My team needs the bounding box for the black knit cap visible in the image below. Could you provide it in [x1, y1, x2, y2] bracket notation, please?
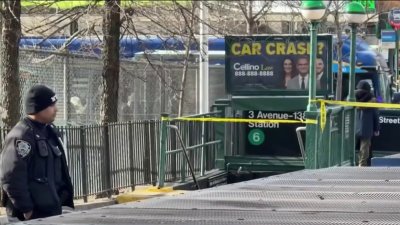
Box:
[25, 85, 57, 115]
[355, 80, 373, 103]
[356, 80, 371, 92]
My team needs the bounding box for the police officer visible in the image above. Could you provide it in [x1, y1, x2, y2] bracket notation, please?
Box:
[0, 85, 74, 221]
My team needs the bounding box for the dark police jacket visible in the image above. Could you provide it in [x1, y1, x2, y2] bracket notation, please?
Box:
[356, 108, 380, 139]
[0, 118, 74, 220]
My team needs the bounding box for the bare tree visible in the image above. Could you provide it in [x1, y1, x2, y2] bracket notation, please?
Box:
[326, 1, 347, 100]
[327, 1, 384, 100]
[377, 1, 400, 12]
[100, 0, 120, 123]
[208, 0, 275, 35]
[281, 0, 376, 100]
[175, 1, 197, 117]
[0, 0, 21, 128]
[22, 1, 199, 120]
[18, 1, 307, 120]
[237, 0, 275, 35]
[121, 1, 200, 117]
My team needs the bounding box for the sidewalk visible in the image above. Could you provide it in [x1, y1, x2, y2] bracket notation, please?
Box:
[116, 185, 186, 204]
[0, 185, 186, 224]
[0, 196, 116, 224]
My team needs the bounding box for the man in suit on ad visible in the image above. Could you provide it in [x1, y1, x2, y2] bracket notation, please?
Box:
[287, 57, 309, 90]
[316, 56, 325, 90]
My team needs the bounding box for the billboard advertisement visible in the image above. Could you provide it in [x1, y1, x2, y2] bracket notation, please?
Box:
[225, 35, 333, 95]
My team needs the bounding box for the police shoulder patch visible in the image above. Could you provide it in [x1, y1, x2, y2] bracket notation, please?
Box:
[16, 140, 31, 158]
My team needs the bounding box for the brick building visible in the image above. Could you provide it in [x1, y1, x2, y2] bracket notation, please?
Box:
[377, 1, 400, 12]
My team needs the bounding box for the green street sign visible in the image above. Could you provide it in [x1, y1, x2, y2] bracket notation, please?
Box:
[248, 129, 265, 146]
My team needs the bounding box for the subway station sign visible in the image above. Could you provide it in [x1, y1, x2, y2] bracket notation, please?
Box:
[244, 110, 305, 156]
[225, 35, 333, 95]
[381, 30, 398, 49]
[372, 110, 400, 152]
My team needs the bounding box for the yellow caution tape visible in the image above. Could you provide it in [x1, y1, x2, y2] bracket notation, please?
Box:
[161, 117, 317, 124]
[161, 99, 400, 128]
[317, 99, 400, 109]
[315, 99, 400, 131]
[320, 101, 326, 131]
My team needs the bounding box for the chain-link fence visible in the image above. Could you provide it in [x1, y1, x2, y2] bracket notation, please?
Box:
[16, 49, 226, 126]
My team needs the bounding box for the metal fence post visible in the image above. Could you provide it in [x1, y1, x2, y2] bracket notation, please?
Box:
[103, 123, 112, 198]
[128, 121, 135, 191]
[80, 126, 88, 203]
[143, 121, 151, 184]
[349, 108, 356, 166]
[180, 123, 187, 183]
[304, 111, 319, 169]
[170, 121, 177, 181]
[214, 105, 226, 169]
[158, 113, 169, 188]
[63, 52, 70, 125]
[200, 120, 205, 176]
[149, 121, 157, 186]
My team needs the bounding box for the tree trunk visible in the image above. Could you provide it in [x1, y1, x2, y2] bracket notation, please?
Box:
[177, 39, 192, 117]
[101, 0, 120, 123]
[246, 0, 254, 35]
[177, 2, 196, 117]
[0, 0, 21, 128]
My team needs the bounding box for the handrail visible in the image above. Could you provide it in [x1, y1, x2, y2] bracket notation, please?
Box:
[296, 126, 306, 164]
[323, 105, 343, 114]
[158, 111, 223, 188]
[173, 111, 222, 119]
[167, 125, 200, 190]
[166, 140, 221, 154]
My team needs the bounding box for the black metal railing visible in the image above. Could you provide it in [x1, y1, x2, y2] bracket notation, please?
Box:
[158, 111, 223, 187]
[0, 118, 219, 202]
[58, 121, 161, 201]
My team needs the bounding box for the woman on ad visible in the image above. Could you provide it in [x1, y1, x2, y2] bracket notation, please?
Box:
[282, 58, 296, 88]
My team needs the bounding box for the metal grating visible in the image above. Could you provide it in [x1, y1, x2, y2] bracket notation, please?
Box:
[19, 167, 400, 225]
[17, 209, 400, 225]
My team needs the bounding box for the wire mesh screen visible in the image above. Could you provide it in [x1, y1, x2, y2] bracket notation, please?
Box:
[19, 50, 67, 123]
[15, 49, 226, 126]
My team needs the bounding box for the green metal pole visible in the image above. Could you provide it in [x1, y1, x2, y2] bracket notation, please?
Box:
[214, 105, 226, 169]
[396, 29, 399, 92]
[348, 24, 357, 166]
[307, 21, 318, 112]
[304, 21, 319, 169]
[348, 24, 357, 102]
[158, 113, 169, 188]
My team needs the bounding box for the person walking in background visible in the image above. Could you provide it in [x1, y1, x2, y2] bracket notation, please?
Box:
[355, 80, 380, 167]
[282, 58, 296, 88]
[0, 85, 74, 222]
